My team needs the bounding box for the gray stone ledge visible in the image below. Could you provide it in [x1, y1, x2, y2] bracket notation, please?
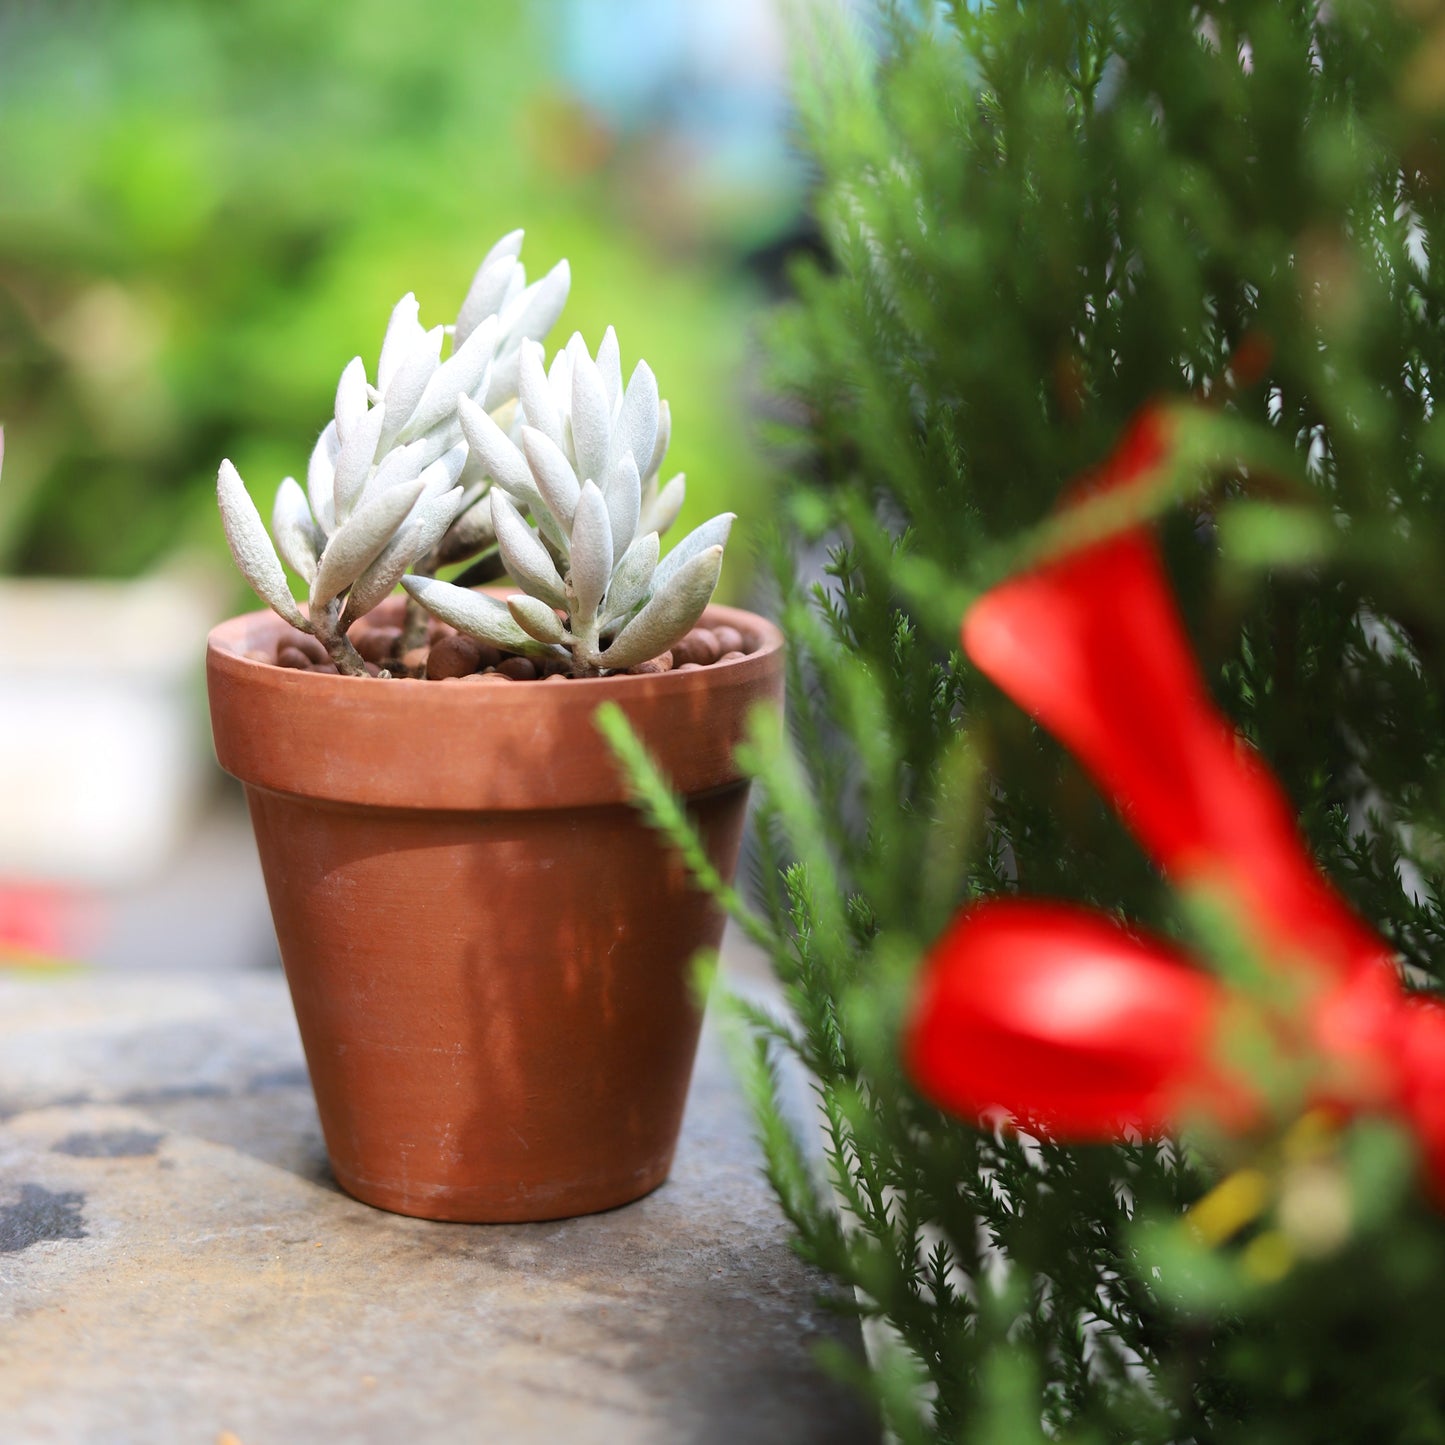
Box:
[0, 973, 874, 1445]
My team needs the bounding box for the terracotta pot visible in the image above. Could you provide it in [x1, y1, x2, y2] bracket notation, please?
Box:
[206, 596, 783, 1222]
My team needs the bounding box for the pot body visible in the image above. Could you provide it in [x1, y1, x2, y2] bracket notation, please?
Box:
[207, 598, 783, 1222]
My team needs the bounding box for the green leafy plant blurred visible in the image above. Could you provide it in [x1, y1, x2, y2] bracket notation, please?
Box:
[0, 0, 765, 591]
[606, 2, 1445, 1441]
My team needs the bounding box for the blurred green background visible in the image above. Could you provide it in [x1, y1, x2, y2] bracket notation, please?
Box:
[0, 0, 802, 601]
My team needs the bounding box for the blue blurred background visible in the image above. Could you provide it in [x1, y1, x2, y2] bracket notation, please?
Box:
[0, 0, 814, 964]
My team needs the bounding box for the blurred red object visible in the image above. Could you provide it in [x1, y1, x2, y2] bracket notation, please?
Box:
[906, 899, 1251, 1138]
[963, 408, 1385, 983]
[907, 405, 1445, 1191]
[0, 882, 79, 963]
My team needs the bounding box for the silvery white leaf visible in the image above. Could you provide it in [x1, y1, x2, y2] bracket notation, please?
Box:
[401, 575, 558, 658]
[502, 465, 569, 560]
[416, 441, 468, 501]
[400, 484, 465, 563]
[601, 530, 659, 628]
[492, 397, 520, 436]
[491, 489, 568, 610]
[217, 460, 308, 630]
[307, 422, 340, 535]
[653, 509, 732, 596]
[508, 593, 566, 645]
[547, 342, 574, 399]
[338, 563, 404, 632]
[435, 496, 496, 564]
[397, 441, 465, 513]
[540, 526, 569, 571]
[599, 544, 724, 671]
[570, 350, 611, 486]
[459, 401, 565, 559]
[367, 437, 427, 500]
[380, 324, 444, 449]
[596, 326, 622, 411]
[272, 476, 323, 586]
[611, 360, 658, 479]
[642, 472, 686, 537]
[568, 479, 613, 625]
[331, 402, 387, 523]
[455, 232, 523, 344]
[458, 394, 533, 495]
[601, 450, 641, 557]
[466, 328, 499, 399]
[340, 528, 417, 629]
[413, 417, 464, 470]
[521, 426, 580, 531]
[455, 440, 491, 497]
[312, 476, 426, 609]
[480, 227, 525, 272]
[377, 293, 423, 392]
[402, 314, 499, 441]
[453, 478, 486, 514]
[342, 486, 465, 627]
[498, 265, 526, 316]
[518, 339, 564, 450]
[646, 399, 671, 482]
[499, 258, 570, 347]
[334, 356, 370, 444]
[480, 346, 522, 411]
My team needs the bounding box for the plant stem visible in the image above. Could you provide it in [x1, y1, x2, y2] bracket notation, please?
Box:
[325, 631, 369, 677]
[398, 595, 431, 665]
[315, 600, 370, 677]
[571, 614, 604, 678]
[389, 549, 443, 675]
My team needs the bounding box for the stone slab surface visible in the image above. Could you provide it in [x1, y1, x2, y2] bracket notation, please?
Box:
[0, 973, 873, 1444]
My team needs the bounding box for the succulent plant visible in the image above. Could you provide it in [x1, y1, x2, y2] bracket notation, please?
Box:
[216, 232, 570, 675]
[402, 330, 732, 676]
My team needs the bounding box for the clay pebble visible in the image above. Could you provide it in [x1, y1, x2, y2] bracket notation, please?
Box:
[717, 650, 746, 664]
[276, 646, 313, 670]
[671, 629, 720, 667]
[497, 657, 537, 681]
[355, 628, 401, 665]
[627, 649, 675, 676]
[427, 635, 484, 680]
[402, 647, 430, 676]
[711, 626, 744, 655]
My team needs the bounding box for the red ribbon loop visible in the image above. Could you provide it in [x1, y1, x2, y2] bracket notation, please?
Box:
[909, 407, 1445, 1190]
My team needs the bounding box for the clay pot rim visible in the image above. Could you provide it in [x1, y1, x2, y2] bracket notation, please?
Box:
[207, 597, 786, 811]
[207, 598, 783, 700]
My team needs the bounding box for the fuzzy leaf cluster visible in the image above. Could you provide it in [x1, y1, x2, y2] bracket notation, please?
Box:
[216, 232, 569, 666]
[405, 329, 732, 675]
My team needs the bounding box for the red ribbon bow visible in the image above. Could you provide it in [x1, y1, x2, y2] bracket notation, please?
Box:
[904, 408, 1445, 1187]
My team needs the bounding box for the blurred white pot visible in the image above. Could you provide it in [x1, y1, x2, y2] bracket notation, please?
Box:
[0, 569, 221, 886]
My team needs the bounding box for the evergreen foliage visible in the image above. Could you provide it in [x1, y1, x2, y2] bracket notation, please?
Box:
[608, 2, 1445, 1439]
